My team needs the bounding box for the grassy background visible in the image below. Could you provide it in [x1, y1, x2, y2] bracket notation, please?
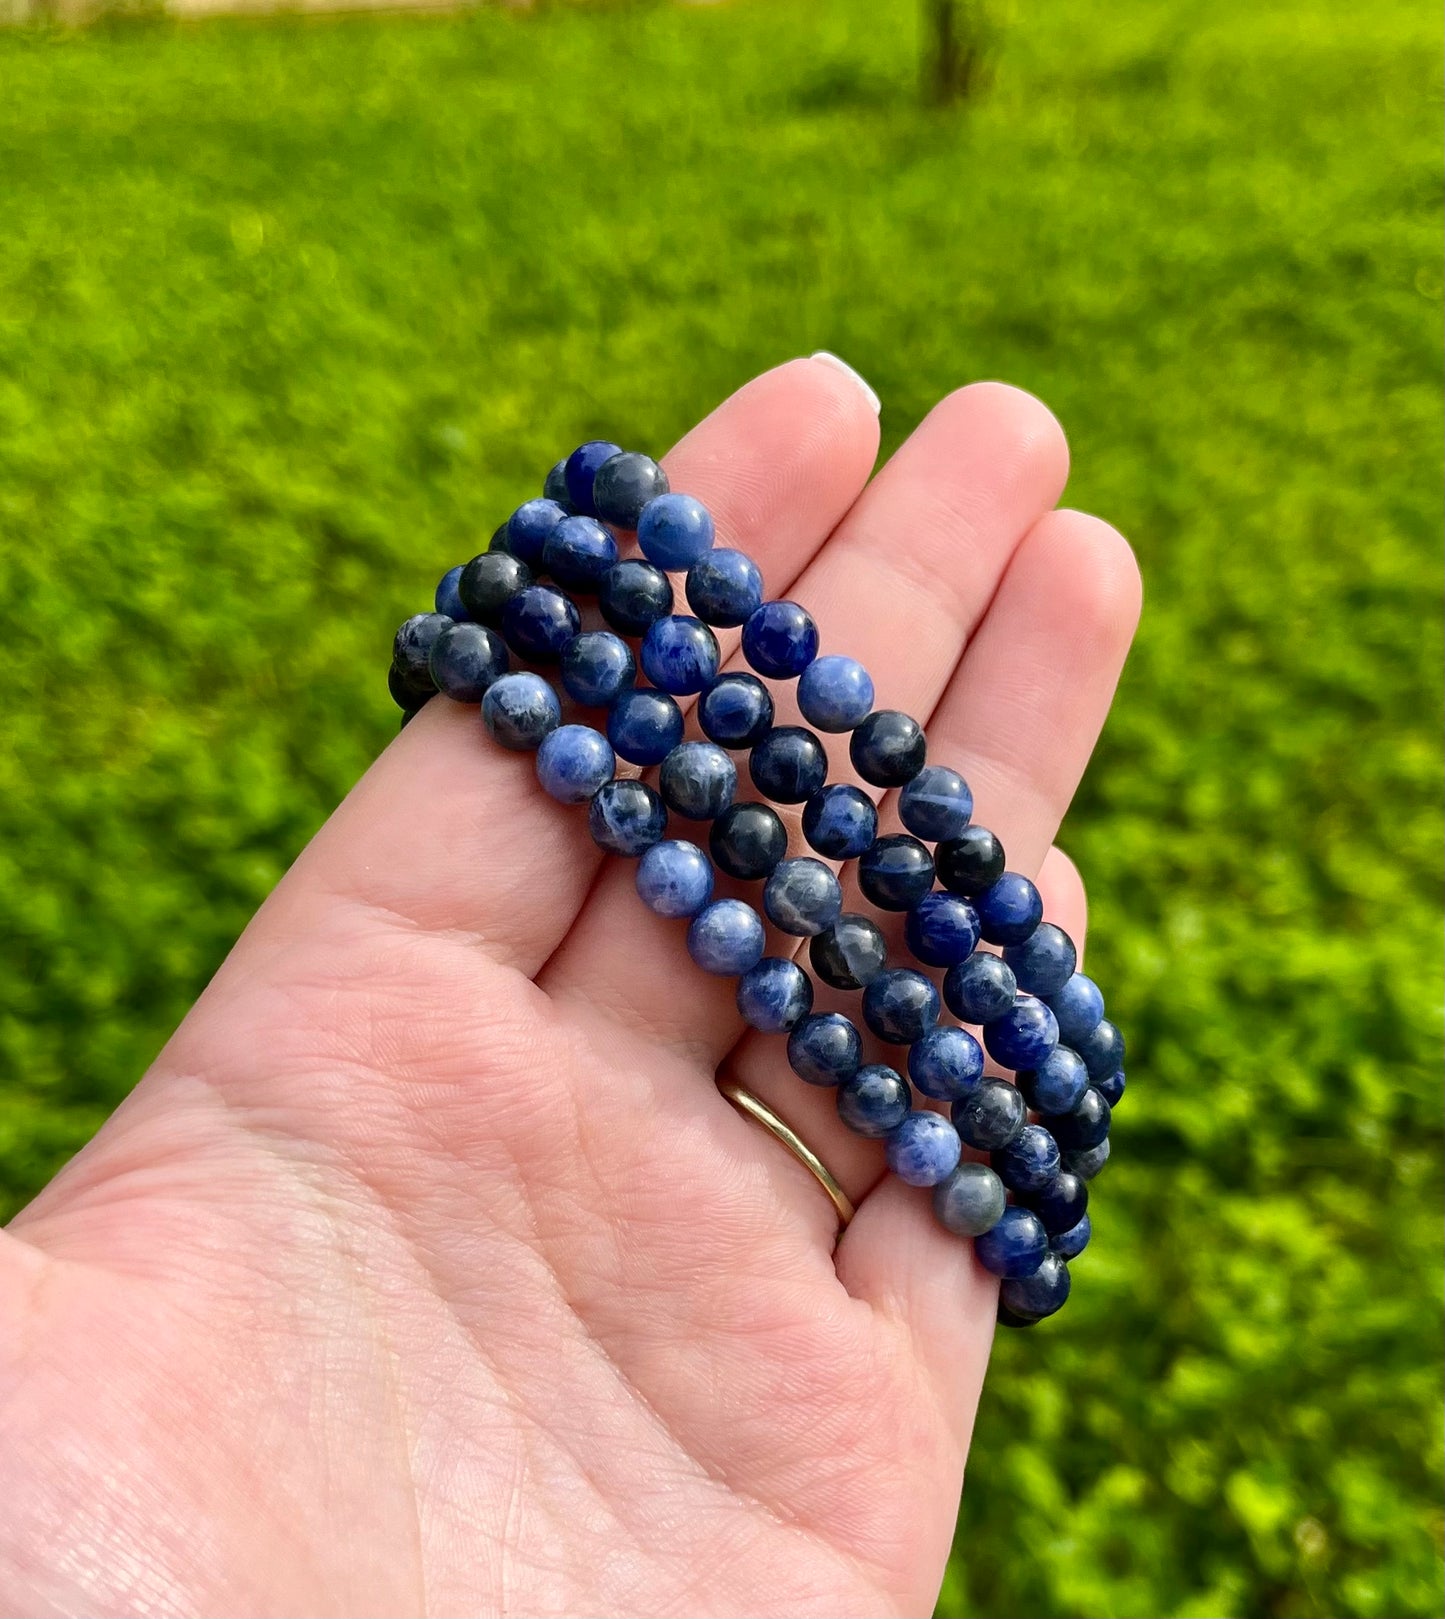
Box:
[0, 1, 1440, 1614]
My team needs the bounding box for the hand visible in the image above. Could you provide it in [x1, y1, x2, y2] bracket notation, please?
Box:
[0, 360, 1140, 1618]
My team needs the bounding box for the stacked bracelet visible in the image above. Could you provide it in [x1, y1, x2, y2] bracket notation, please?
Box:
[390, 439, 1128, 1329]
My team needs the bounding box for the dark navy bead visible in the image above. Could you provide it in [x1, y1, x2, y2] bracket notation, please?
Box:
[858, 835, 935, 911]
[592, 451, 668, 529]
[501, 584, 581, 663]
[907, 1026, 984, 1100]
[942, 953, 1018, 1024]
[598, 559, 674, 636]
[898, 766, 973, 842]
[1075, 1017, 1126, 1080]
[635, 839, 713, 918]
[1052, 1212, 1092, 1259]
[1017, 1047, 1090, 1116]
[506, 498, 569, 568]
[862, 968, 940, 1045]
[886, 1111, 962, 1187]
[564, 440, 624, 517]
[685, 549, 764, 627]
[389, 661, 430, 711]
[849, 710, 926, 787]
[481, 672, 562, 751]
[709, 802, 788, 880]
[736, 957, 814, 1033]
[996, 1301, 1038, 1330]
[1065, 1138, 1111, 1181]
[837, 1064, 911, 1138]
[543, 459, 573, 511]
[976, 872, 1044, 947]
[535, 724, 615, 804]
[637, 493, 715, 571]
[659, 742, 737, 820]
[801, 784, 877, 859]
[1053, 1087, 1112, 1151]
[809, 914, 887, 990]
[459, 551, 533, 626]
[797, 655, 874, 732]
[1046, 973, 1106, 1047]
[933, 1163, 1008, 1237]
[951, 1079, 1026, 1150]
[587, 779, 668, 856]
[904, 892, 980, 968]
[741, 600, 819, 679]
[983, 994, 1059, 1070]
[561, 631, 636, 708]
[999, 1251, 1071, 1319]
[1027, 1169, 1088, 1236]
[1003, 923, 1077, 997]
[429, 622, 509, 702]
[787, 1012, 863, 1087]
[935, 826, 1006, 896]
[686, 899, 765, 976]
[542, 516, 619, 592]
[435, 564, 469, 621]
[749, 726, 828, 803]
[606, 688, 685, 767]
[393, 612, 450, 693]
[974, 1206, 1049, 1279]
[640, 616, 720, 695]
[490, 520, 514, 554]
[698, 673, 774, 749]
[763, 858, 843, 937]
[992, 1123, 1061, 1194]
[1096, 1068, 1126, 1107]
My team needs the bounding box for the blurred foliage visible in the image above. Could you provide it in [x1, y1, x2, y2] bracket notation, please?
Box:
[0, 0, 1440, 1614]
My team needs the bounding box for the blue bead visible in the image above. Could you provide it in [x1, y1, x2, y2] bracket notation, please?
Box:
[592, 451, 668, 529]
[858, 835, 935, 911]
[459, 552, 532, 626]
[635, 839, 714, 918]
[933, 1163, 1008, 1237]
[606, 688, 685, 766]
[687, 899, 765, 976]
[598, 559, 674, 636]
[999, 1251, 1071, 1319]
[435, 563, 469, 621]
[741, 600, 819, 679]
[763, 858, 843, 937]
[1045, 972, 1106, 1046]
[535, 724, 615, 804]
[481, 672, 561, 751]
[849, 710, 926, 787]
[908, 1026, 985, 1100]
[1017, 1046, 1090, 1115]
[587, 779, 668, 856]
[942, 952, 1018, 1024]
[951, 1078, 1026, 1150]
[787, 1012, 863, 1087]
[637, 492, 716, 570]
[543, 460, 574, 512]
[1075, 1017, 1125, 1079]
[393, 612, 450, 694]
[905, 892, 980, 968]
[1053, 1087, 1112, 1151]
[992, 1123, 1061, 1194]
[640, 615, 720, 695]
[506, 498, 568, 568]
[501, 584, 581, 663]
[976, 872, 1044, 947]
[710, 802, 788, 880]
[561, 631, 636, 707]
[698, 673, 774, 749]
[983, 994, 1059, 1070]
[564, 440, 624, 517]
[1096, 1068, 1126, 1107]
[809, 914, 887, 989]
[736, 957, 814, 1033]
[659, 742, 737, 820]
[837, 1064, 911, 1138]
[1003, 923, 1077, 997]
[886, 1111, 963, 1187]
[797, 655, 874, 732]
[801, 784, 878, 859]
[1066, 1138, 1111, 1181]
[542, 516, 619, 592]
[862, 967, 940, 1045]
[1051, 1212, 1092, 1259]
[749, 726, 828, 803]
[685, 549, 764, 627]
[428, 622, 508, 702]
[1027, 1169, 1088, 1235]
[973, 1205, 1049, 1279]
[897, 766, 973, 842]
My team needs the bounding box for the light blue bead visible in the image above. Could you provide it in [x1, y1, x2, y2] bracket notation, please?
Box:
[640, 615, 720, 695]
[435, 564, 469, 621]
[686, 899, 765, 976]
[898, 766, 974, 842]
[1004, 923, 1078, 997]
[506, 498, 568, 568]
[886, 1111, 963, 1187]
[637, 493, 716, 571]
[797, 654, 874, 732]
[561, 631, 636, 707]
[736, 957, 814, 1033]
[907, 1025, 985, 1100]
[1045, 973, 1106, 1046]
[685, 549, 764, 627]
[763, 857, 843, 937]
[635, 840, 714, 919]
[535, 724, 615, 805]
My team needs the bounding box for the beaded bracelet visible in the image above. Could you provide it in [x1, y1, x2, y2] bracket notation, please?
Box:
[390, 439, 1128, 1328]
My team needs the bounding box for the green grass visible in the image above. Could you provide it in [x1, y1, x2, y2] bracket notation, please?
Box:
[0, 1, 1440, 1614]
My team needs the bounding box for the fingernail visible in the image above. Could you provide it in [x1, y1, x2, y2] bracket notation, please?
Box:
[809, 351, 881, 415]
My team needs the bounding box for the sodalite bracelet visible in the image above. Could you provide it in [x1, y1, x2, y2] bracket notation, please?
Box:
[390, 437, 1129, 1329]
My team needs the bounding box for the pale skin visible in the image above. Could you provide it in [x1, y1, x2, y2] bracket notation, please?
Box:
[0, 360, 1141, 1618]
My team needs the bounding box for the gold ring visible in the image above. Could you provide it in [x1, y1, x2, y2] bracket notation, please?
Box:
[719, 1080, 856, 1237]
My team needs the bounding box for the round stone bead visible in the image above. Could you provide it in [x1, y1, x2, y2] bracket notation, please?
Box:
[1096, 1068, 1127, 1107]
[592, 451, 668, 529]
[862, 968, 940, 1045]
[542, 516, 619, 592]
[635, 839, 714, 919]
[787, 1012, 863, 1087]
[459, 551, 533, 626]
[685, 549, 764, 627]
[1003, 922, 1077, 997]
[999, 1251, 1071, 1320]
[736, 957, 814, 1034]
[587, 779, 668, 856]
[637, 492, 715, 571]
[858, 835, 935, 911]
[1075, 1017, 1126, 1080]
[992, 1123, 1062, 1194]
[837, 1064, 911, 1138]
[506, 497, 569, 568]
[809, 914, 887, 991]
[907, 1025, 985, 1100]
[543, 459, 573, 511]
[428, 622, 508, 702]
[490, 520, 514, 554]
[393, 612, 451, 694]
[435, 563, 469, 621]
[686, 899, 765, 976]
[942, 953, 1018, 1025]
[741, 601, 819, 680]
[1017, 1046, 1090, 1116]
[1065, 1137, 1111, 1181]
[709, 802, 788, 880]
[606, 688, 685, 767]
[905, 892, 980, 968]
[935, 826, 1006, 896]
[1046, 972, 1106, 1047]
[976, 872, 1045, 947]
[561, 631, 636, 708]
[974, 1205, 1049, 1280]
[951, 1078, 1026, 1151]
[932, 1162, 1008, 1238]
[1027, 1169, 1088, 1235]
[640, 615, 720, 695]
[887, 1111, 963, 1187]
[749, 726, 828, 803]
[764, 858, 843, 937]
[501, 584, 581, 663]
[535, 724, 615, 805]
[801, 784, 877, 860]
[563, 440, 624, 517]
[1052, 1212, 1092, 1259]
[482, 672, 562, 751]
[983, 994, 1059, 1070]
[698, 673, 774, 749]
[898, 766, 974, 842]
[598, 559, 674, 636]
[1053, 1087, 1112, 1151]
[389, 662, 430, 712]
[849, 710, 926, 787]
[659, 741, 737, 821]
[797, 655, 874, 732]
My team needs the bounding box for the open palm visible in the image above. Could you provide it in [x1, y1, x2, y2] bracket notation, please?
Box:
[0, 360, 1139, 1618]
